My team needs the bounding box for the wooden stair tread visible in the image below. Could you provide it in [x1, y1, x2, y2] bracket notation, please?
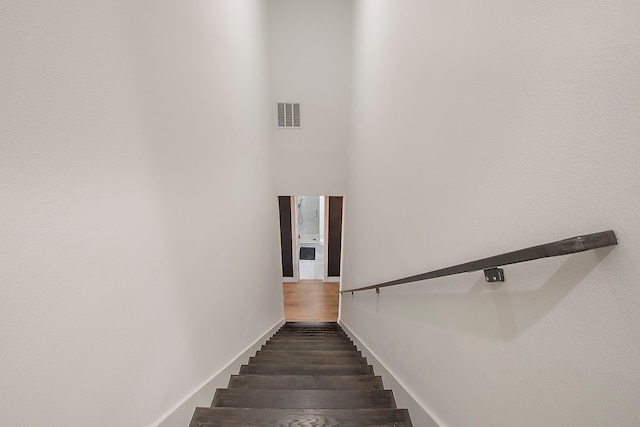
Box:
[256, 349, 361, 357]
[228, 374, 383, 390]
[264, 342, 355, 348]
[282, 322, 340, 327]
[272, 336, 348, 340]
[261, 343, 357, 351]
[267, 336, 353, 344]
[212, 389, 397, 409]
[249, 355, 367, 365]
[278, 323, 344, 332]
[239, 364, 375, 375]
[270, 331, 348, 336]
[265, 338, 352, 343]
[191, 408, 413, 426]
[188, 322, 412, 426]
[264, 338, 352, 344]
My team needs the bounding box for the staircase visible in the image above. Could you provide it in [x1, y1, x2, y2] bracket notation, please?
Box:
[190, 322, 412, 426]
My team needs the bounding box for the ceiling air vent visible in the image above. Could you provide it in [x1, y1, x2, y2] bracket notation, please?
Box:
[276, 102, 301, 129]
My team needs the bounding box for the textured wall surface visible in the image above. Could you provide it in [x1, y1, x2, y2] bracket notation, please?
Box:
[341, 0, 640, 426]
[267, 0, 353, 196]
[0, 1, 283, 426]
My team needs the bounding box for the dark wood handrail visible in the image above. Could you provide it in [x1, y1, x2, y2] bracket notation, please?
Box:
[341, 230, 618, 293]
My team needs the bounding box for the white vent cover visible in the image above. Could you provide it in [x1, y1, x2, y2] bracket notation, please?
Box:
[276, 102, 301, 128]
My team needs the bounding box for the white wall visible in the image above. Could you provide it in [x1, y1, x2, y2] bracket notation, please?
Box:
[0, 1, 283, 426]
[341, 0, 640, 426]
[267, 0, 353, 196]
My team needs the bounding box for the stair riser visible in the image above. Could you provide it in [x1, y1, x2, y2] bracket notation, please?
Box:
[256, 350, 362, 357]
[271, 334, 349, 339]
[267, 337, 353, 343]
[281, 323, 341, 327]
[191, 408, 412, 427]
[239, 364, 375, 376]
[249, 356, 367, 365]
[272, 336, 348, 340]
[261, 344, 357, 351]
[212, 389, 397, 409]
[278, 330, 344, 333]
[228, 375, 383, 390]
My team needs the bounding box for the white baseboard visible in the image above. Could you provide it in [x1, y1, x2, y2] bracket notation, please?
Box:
[339, 320, 442, 427]
[153, 318, 286, 427]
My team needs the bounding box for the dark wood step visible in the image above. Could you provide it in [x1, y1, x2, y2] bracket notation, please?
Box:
[239, 364, 374, 376]
[278, 323, 344, 332]
[267, 337, 352, 344]
[276, 331, 344, 335]
[188, 320, 413, 426]
[282, 322, 340, 327]
[249, 355, 367, 365]
[272, 334, 348, 339]
[228, 374, 383, 390]
[212, 389, 396, 409]
[267, 336, 347, 342]
[274, 329, 346, 334]
[264, 341, 354, 348]
[277, 326, 344, 333]
[276, 327, 345, 332]
[256, 349, 361, 358]
[279, 326, 343, 331]
[191, 407, 413, 426]
[261, 343, 357, 351]
[264, 342, 355, 348]
[273, 331, 348, 337]
[272, 332, 349, 339]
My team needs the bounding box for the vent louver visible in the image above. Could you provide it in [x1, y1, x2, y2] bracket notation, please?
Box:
[276, 102, 301, 128]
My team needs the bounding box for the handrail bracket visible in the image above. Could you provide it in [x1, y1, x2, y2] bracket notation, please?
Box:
[484, 267, 505, 283]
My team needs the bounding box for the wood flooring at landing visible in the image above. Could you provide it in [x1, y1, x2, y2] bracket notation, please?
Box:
[283, 281, 339, 322]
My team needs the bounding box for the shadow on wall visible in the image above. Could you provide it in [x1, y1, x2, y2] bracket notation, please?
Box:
[345, 247, 615, 342]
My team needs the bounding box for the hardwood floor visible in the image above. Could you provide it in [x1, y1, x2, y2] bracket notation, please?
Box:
[283, 281, 339, 322]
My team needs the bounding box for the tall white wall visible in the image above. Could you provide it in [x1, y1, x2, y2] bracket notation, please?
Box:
[0, 1, 283, 426]
[267, 0, 353, 196]
[341, 1, 640, 426]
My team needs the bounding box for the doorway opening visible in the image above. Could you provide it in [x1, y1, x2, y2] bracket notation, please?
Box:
[296, 195, 323, 280]
[278, 195, 344, 283]
[278, 195, 343, 322]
